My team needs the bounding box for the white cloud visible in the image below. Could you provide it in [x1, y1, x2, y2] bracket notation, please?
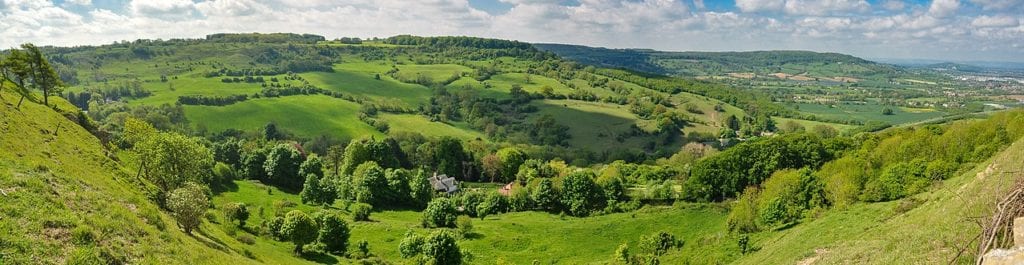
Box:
[972, 15, 1020, 27]
[928, 0, 959, 18]
[64, 0, 91, 6]
[736, 0, 785, 12]
[129, 0, 196, 18]
[882, 0, 905, 10]
[968, 0, 1023, 10]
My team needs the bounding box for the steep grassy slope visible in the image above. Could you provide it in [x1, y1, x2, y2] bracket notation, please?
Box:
[729, 127, 1024, 264]
[0, 89, 246, 264]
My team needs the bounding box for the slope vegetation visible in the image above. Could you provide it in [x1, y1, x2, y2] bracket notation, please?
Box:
[0, 89, 246, 264]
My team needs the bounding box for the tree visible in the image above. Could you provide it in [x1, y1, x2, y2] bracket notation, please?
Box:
[0, 48, 34, 108]
[423, 197, 457, 228]
[264, 122, 283, 140]
[432, 137, 468, 178]
[882, 107, 894, 115]
[240, 147, 268, 180]
[409, 169, 434, 209]
[341, 137, 404, 175]
[19, 44, 63, 106]
[480, 153, 502, 182]
[281, 210, 319, 254]
[264, 143, 304, 190]
[299, 154, 325, 179]
[301, 174, 335, 206]
[222, 202, 250, 227]
[314, 211, 350, 254]
[351, 161, 388, 206]
[560, 171, 605, 217]
[495, 147, 526, 183]
[532, 178, 558, 212]
[423, 230, 462, 265]
[399, 231, 425, 258]
[129, 121, 214, 204]
[167, 183, 209, 234]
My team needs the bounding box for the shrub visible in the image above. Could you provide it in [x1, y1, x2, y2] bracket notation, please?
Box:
[236, 234, 256, 245]
[399, 231, 425, 258]
[222, 202, 250, 227]
[423, 198, 458, 228]
[638, 231, 682, 256]
[280, 210, 319, 253]
[560, 171, 605, 217]
[314, 211, 351, 254]
[351, 203, 373, 222]
[167, 183, 209, 234]
[423, 230, 461, 265]
[457, 216, 473, 237]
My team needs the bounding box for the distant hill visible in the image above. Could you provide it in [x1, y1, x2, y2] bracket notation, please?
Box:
[534, 43, 898, 81]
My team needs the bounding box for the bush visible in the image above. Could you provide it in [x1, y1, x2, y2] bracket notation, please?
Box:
[263, 216, 286, 240]
[351, 203, 373, 222]
[399, 231, 425, 258]
[423, 230, 461, 265]
[560, 171, 605, 217]
[222, 202, 250, 227]
[314, 211, 351, 254]
[280, 210, 319, 253]
[236, 234, 256, 245]
[457, 216, 473, 237]
[423, 197, 458, 228]
[167, 183, 209, 234]
[638, 231, 682, 256]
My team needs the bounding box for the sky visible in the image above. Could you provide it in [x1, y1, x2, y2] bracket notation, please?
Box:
[1, 0, 1022, 62]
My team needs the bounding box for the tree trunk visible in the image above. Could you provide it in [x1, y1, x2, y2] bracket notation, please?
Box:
[16, 95, 24, 109]
[42, 87, 48, 106]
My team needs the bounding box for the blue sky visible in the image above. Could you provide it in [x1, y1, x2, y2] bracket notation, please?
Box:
[2, 0, 1023, 62]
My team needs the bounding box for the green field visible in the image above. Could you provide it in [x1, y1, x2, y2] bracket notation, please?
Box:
[531, 99, 681, 153]
[772, 117, 856, 132]
[185, 95, 383, 139]
[212, 180, 735, 264]
[795, 102, 946, 124]
[379, 113, 484, 140]
[301, 61, 432, 107]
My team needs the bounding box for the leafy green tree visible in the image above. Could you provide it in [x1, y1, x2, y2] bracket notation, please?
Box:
[341, 137, 404, 175]
[423, 230, 462, 265]
[0, 48, 36, 108]
[21, 44, 63, 106]
[264, 143, 304, 190]
[314, 211, 350, 254]
[477, 191, 508, 219]
[241, 146, 268, 180]
[167, 183, 209, 234]
[399, 230, 425, 258]
[409, 169, 434, 209]
[222, 202, 250, 227]
[560, 171, 605, 217]
[423, 197, 457, 228]
[299, 154, 324, 179]
[638, 231, 682, 256]
[614, 243, 631, 264]
[532, 178, 558, 212]
[129, 122, 214, 203]
[432, 137, 469, 178]
[495, 147, 526, 183]
[281, 210, 319, 254]
[264, 122, 283, 140]
[301, 174, 336, 206]
[352, 161, 388, 206]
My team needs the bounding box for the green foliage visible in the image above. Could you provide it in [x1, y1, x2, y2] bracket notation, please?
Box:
[423, 230, 462, 265]
[127, 119, 214, 199]
[280, 210, 319, 253]
[240, 146, 268, 180]
[409, 169, 435, 209]
[300, 174, 336, 206]
[457, 215, 474, 236]
[341, 137, 404, 175]
[298, 154, 324, 179]
[263, 143, 304, 190]
[167, 183, 209, 234]
[351, 203, 373, 222]
[314, 211, 351, 254]
[399, 231, 426, 258]
[638, 231, 683, 256]
[352, 161, 388, 206]
[496, 147, 527, 183]
[560, 171, 606, 217]
[683, 133, 837, 202]
[726, 187, 760, 234]
[477, 191, 509, 219]
[423, 197, 458, 228]
[221, 202, 250, 227]
[755, 169, 827, 229]
[532, 178, 559, 212]
[212, 162, 236, 184]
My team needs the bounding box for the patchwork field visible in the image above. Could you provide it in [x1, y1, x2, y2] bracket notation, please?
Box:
[185, 95, 383, 139]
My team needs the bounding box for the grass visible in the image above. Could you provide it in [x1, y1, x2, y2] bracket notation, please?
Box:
[300, 60, 432, 107]
[0, 89, 247, 264]
[211, 180, 734, 264]
[531, 99, 682, 153]
[378, 113, 484, 140]
[185, 94, 383, 139]
[772, 117, 856, 132]
[794, 102, 947, 124]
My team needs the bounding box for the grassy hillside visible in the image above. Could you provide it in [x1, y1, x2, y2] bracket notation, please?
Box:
[731, 128, 1024, 264]
[0, 89, 246, 264]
